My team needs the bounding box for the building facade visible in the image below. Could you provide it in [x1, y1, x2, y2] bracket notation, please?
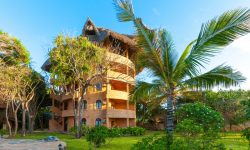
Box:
[43, 19, 137, 132]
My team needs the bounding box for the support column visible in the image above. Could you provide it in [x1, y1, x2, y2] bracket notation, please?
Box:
[106, 98, 110, 128]
[126, 83, 129, 110]
[127, 118, 129, 127]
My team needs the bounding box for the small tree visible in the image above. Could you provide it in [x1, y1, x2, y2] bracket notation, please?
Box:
[49, 35, 106, 138]
[176, 103, 224, 149]
[0, 61, 28, 136]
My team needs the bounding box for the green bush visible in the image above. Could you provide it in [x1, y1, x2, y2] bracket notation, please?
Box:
[176, 103, 224, 132]
[175, 103, 225, 149]
[242, 127, 250, 149]
[0, 129, 7, 136]
[70, 125, 90, 136]
[131, 135, 167, 150]
[109, 127, 145, 137]
[86, 126, 109, 148]
[175, 119, 202, 138]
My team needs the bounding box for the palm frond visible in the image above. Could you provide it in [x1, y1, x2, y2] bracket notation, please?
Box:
[130, 80, 166, 103]
[113, 0, 134, 22]
[185, 8, 250, 75]
[183, 64, 246, 89]
[173, 40, 196, 80]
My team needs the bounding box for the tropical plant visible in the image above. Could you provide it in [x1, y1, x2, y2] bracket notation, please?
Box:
[86, 126, 109, 148]
[242, 127, 250, 150]
[114, 0, 250, 138]
[176, 103, 224, 148]
[48, 35, 106, 138]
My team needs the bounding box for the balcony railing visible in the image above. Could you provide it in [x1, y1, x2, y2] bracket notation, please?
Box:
[107, 90, 129, 100]
[107, 52, 135, 70]
[107, 109, 136, 118]
[107, 70, 135, 84]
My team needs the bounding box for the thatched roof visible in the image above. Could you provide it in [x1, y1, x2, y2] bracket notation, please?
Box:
[82, 18, 137, 49]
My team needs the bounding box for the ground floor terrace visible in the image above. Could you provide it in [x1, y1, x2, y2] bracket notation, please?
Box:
[49, 116, 136, 132]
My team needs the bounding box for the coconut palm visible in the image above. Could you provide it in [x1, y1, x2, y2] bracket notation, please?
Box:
[114, 0, 250, 136]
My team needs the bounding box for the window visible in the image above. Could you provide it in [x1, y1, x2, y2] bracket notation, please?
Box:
[96, 100, 102, 109]
[95, 118, 102, 126]
[54, 100, 61, 108]
[96, 83, 102, 91]
[82, 118, 86, 125]
[63, 101, 68, 110]
[83, 100, 87, 109]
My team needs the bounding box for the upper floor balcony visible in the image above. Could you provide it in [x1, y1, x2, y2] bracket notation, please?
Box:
[107, 52, 135, 70]
[107, 70, 135, 85]
[107, 109, 136, 118]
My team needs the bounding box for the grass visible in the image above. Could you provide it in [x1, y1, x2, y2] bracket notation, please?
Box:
[14, 131, 248, 150]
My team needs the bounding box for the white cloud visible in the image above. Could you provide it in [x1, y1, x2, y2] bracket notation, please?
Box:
[230, 34, 250, 53]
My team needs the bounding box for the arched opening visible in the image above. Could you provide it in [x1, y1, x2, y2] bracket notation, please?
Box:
[96, 100, 102, 109]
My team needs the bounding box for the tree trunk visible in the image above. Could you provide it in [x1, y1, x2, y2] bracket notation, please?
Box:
[39, 117, 44, 130]
[166, 94, 174, 134]
[28, 114, 34, 133]
[13, 110, 18, 136]
[22, 108, 26, 136]
[5, 102, 12, 137]
[166, 90, 174, 148]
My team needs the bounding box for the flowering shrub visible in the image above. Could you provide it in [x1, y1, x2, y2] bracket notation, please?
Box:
[176, 103, 224, 132]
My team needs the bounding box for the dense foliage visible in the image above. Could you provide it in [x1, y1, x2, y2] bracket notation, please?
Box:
[242, 127, 250, 149]
[176, 103, 224, 132]
[0, 31, 30, 65]
[86, 126, 109, 148]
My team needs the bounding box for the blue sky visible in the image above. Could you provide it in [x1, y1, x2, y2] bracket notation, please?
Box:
[0, 0, 250, 89]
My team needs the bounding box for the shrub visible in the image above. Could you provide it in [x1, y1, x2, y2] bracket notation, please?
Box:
[176, 103, 225, 149]
[0, 129, 6, 136]
[70, 125, 90, 136]
[109, 127, 122, 137]
[176, 103, 224, 132]
[242, 127, 250, 149]
[86, 126, 109, 148]
[131, 135, 167, 150]
[175, 119, 202, 138]
[109, 127, 145, 137]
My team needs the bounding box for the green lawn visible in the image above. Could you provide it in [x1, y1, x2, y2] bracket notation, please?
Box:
[14, 131, 248, 150]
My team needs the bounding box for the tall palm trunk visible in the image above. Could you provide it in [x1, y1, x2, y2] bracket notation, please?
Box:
[166, 88, 174, 135]
[166, 91, 174, 148]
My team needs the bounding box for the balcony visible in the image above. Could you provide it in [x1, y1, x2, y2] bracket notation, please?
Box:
[107, 70, 135, 84]
[107, 90, 129, 100]
[107, 109, 136, 118]
[51, 93, 73, 101]
[62, 109, 74, 117]
[107, 52, 135, 70]
[51, 106, 61, 115]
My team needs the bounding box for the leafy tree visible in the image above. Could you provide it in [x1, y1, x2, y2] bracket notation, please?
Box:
[176, 103, 224, 132]
[203, 90, 247, 130]
[176, 103, 224, 149]
[27, 73, 50, 133]
[114, 0, 250, 138]
[0, 61, 31, 136]
[49, 35, 106, 138]
[0, 31, 30, 65]
[86, 126, 109, 149]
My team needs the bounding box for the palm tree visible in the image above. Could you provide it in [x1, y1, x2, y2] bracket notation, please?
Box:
[114, 0, 250, 136]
